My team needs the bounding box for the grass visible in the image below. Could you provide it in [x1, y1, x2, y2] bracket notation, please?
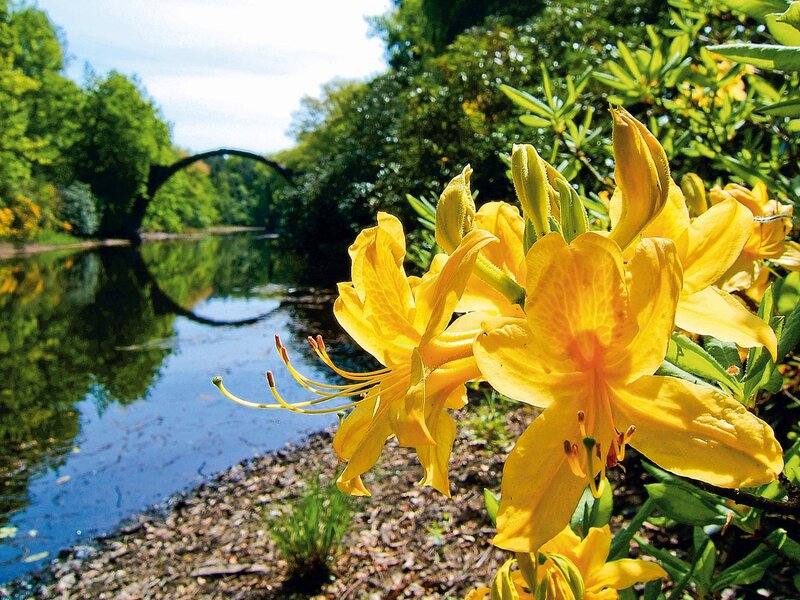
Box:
[264, 474, 356, 590]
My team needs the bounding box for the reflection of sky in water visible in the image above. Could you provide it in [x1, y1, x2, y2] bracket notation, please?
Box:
[0, 279, 344, 581]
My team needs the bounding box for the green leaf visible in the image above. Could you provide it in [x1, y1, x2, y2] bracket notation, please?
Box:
[712, 529, 786, 591]
[501, 84, 552, 117]
[617, 41, 644, 80]
[767, 12, 800, 44]
[702, 337, 743, 375]
[666, 333, 743, 396]
[571, 482, 613, 536]
[707, 43, 800, 72]
[645, 482, 726, 526]
[638, 539, 691, 581]
[774, 271, 800, 314]
[720, 0, 790, 20]
[643, 580, 664, 600]
[744, 287, 784, 399]
[777, 1, 800, 29]
[758, 96, 800, 117]
[655, 360, 714, 387]
[483, 488, 500, 527]
[641, 462, 730, 514]
[519, 114, 551, 128]
[783, 438, 800, 485]
[777, 295, 800, 362]
[692, 529, 717, 595]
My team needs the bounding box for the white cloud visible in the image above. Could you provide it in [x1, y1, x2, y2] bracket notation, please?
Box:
[36, 0, 390, 153]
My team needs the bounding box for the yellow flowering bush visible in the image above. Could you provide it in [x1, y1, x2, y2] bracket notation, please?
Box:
[217, 109, 800, 596]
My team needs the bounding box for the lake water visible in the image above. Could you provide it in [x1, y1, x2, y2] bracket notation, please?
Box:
[0, 233, 363, 582]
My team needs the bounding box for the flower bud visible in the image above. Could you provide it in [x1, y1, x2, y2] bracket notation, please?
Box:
[435, 165, 476, 253]
[512, 144, 551, 240]
[680, 173, 708, 216]
[608, 107, 670, 250]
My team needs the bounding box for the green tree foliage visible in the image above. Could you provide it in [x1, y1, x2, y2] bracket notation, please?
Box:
[207, 155, 281, 227]
[144, 157, 219, 232]
[275, 0, 669, 275]
[0, 1, 240, 240]
[0, 0, 42, 197]
[72, 71, 171, 235]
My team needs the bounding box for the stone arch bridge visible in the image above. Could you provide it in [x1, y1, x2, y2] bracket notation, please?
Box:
[127, 148, 295, 240]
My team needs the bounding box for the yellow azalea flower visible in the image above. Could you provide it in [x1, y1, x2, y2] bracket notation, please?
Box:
[474, 232, 783, 552]
[612, 179, 777, 357]
[216, 212, 496, 497]
[712, 182, 800, 301]
[466, 525, 667, 600]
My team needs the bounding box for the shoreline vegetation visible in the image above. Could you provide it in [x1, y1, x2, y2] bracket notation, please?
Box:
[7, 405, 537, 600]
[0, 227, 269, 260]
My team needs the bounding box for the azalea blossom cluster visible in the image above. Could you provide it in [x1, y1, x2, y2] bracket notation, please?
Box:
[215, 108, 794, 598]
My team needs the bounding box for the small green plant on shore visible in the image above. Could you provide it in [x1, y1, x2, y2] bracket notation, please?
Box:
[264, 474, 355, 585]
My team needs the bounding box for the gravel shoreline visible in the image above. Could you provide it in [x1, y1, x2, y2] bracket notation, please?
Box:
[5, 407, 533, 599]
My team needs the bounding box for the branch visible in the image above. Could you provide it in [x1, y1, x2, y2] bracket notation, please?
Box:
[686, 477, 800, 517]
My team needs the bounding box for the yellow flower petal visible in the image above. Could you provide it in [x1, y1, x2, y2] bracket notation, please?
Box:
[418, 228, 497, 345]
[680, 198, 752, 294]
[336, 473, 371, 497]
[334, 282, 414, 365]
[613, 375, 783, 488]
[774, 240, 800, 271]
[641, 181, 690, 243]
[333, 393, 394, 495]
[523, 231, 568, 310]
[612, 237, 681, 383]
[474, 317, 581, 407]
[349, 211, 405, 300]
[416, 401, 457, 496]
[475, 201, 527, 281]
[360, 222, 419, 341]
[525, 233, 631, 364]
[392, 349, 435, 447]
[590, 559, 667, 592]
[572, 526, 614, 580]
[676, 286, 777, 359]
[494, 400, 587, 553]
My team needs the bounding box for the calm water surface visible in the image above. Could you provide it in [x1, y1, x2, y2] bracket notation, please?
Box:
[0, 233, 361, 582]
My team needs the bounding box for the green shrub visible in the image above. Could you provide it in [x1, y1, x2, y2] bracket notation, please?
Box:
[265, 474, 355, 583]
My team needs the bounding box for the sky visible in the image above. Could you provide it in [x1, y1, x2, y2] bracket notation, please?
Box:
[34, 0, 391, 154]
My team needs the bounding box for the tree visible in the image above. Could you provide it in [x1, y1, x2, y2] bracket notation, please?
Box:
[73, 71, 171, 236]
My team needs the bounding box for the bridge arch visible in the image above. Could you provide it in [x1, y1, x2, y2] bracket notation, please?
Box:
[128, 148, 295, 240]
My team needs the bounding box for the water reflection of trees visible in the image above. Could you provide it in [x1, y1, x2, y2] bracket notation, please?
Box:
[0, 234, 299, 524]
